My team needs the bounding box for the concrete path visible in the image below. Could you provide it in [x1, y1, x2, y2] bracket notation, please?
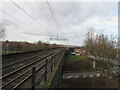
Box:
[63, 71, 104, 79]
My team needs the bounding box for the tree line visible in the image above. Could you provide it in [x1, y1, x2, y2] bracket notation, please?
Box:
[0, 26, 60, 54]
[2, 40, 59, 54]
[84, 27, 117, 59]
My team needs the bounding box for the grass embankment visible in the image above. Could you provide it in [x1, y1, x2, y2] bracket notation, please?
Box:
[65, 55, 101, 73]
[62, 77, 118, 88]
[66, 55, 85, 62]
[65, 55, 115, 73]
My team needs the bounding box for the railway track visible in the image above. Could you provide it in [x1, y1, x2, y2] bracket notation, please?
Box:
[2, 49, 53, 66]
[2, 51, 39, 62]
[2, 48, 62, 89]
[2, 49, 56, 75]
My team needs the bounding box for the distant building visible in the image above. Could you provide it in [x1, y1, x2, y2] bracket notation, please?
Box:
[74, 48, 86, 55]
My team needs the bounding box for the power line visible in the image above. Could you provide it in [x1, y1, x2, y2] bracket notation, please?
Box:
[46, 1, 61, 39]
[50, 2, 69, 44]
[46, 1, 65, 34]
[46, 0, 60, 31]
[0, 9, 41, 35]
[34, 1, 65, 41]
[2, 2, 43, 32]
[33, 1, 54, 36]
[46, 1, 61, 34]
[34, 1, 50, 23]
[17, 0, 52, 35]
[0, 8, 50, 38]
[10, 0, 55, 37]
[0, 9, 27, 26]
[1, 8, 43, 32]
[10, 0, 42, 26]
[46, 0, 68, 43]
[49, 2, 61, 30]
[3, 0, 69, 44]
[49, 2, 67, 37]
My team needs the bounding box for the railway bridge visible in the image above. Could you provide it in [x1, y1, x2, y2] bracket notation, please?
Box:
[1, 48, 68, 89]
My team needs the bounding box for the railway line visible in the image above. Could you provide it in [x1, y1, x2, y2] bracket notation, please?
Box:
[2, 49, 54, 65]
[2, 49, 56, 75]
[1, 48, 63, 89]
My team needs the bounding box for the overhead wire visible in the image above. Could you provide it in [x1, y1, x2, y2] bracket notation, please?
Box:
[34, 1, 50, 23]
[15, 0, 62, 38]
[50, 2, 67, 37]
[46, 0, 68, 45]
[46, 0, 60, 31]
[33, 0, 54, 36]
[10, 0, 55, 37]
[10, 0, 42, 26]
[46, 1, 67, 36]
[4, 1, 44, 31]
[11, 0, 65, 41]
[0, 9, 44, 38]
[0, 8, 43, 34]
[2, 0, 70, 45]
[34, 0, 64, 42]
[45, 1, 60, 43]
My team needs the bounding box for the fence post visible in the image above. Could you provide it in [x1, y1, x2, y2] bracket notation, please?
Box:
[32, 66, 35, 90]
[62, 52, 65, 76]
[45, 58, 48, 82]
[51, 56, 53, 72]
[53, 54, 56, 68]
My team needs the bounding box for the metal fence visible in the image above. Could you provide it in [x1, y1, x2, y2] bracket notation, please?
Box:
[49, 50, 65, 88]
[2, 49, 65, 89]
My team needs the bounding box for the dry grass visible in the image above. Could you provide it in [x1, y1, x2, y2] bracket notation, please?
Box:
[65, 56, 94, 72]
[62, 77, 118, 88]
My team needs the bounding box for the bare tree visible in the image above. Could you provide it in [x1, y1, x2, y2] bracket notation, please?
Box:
[84, 27, 95, 55]
[84, 28, 117, 86]
[84, 28, 117, 59]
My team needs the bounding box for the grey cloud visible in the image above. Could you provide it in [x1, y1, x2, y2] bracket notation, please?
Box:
[0, 1, 117, 46]
[0, 19, 15, 26]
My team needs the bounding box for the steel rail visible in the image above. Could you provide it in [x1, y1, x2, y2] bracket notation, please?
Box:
[2, 68, 32, 88]
[2, 50, 40, 62]
[2, 50, 61, 89]
[12, 51, 60, 89]
[1, 50, 58, 80]
[2, 48, 56, 63]
[13, 52, 59, 89]
[13, 74, 32, 89]
[2, 49, 54, 68]
[2, 51, 39, 63]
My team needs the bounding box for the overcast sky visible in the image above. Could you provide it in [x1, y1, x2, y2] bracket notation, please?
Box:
[0, 0, 118, 46]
